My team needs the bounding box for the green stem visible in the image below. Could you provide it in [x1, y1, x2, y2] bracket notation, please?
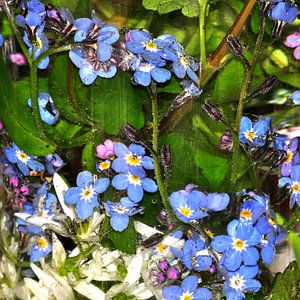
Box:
[198, 0, 209, 71]
[230, 16, 266, 192]
[149, 85, 176, 222]
[1, 0, 32, 64]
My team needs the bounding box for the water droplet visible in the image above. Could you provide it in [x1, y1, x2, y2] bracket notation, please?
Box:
[152, 199, 157, 204]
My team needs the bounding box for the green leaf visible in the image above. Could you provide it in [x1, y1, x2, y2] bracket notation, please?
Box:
[267, 262, 300, 300]
[82, 143, 96, 173]
[49, 55, 90, 125]
[110, 220, 137, 254]
[289, 232, 300, 267]
[43, 0, 79, 12]
[213, 59, 245, 103]
[74, 71, 146, 135]
[54, 120, 83, 139]
[0, 59, 55, 155]
[142, 0, 199, 18]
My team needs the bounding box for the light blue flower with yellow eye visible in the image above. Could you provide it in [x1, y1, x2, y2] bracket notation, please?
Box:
[64, 171, 110, 220]
[28, 92, 59, 125]
[103, 197, 144, 232]
[4, 143, 45, 176]
[30, 236, 52, 262]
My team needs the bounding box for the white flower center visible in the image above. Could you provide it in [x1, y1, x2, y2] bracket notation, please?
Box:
[16, 151, 30, 163]
[127, 173, 141, 185]
[139, 63, 154, 73]
[80, 186, 95, 201]
[229, 274, 246, 291]
[292, 181, 300, 194]
[232, 238, 247, 252]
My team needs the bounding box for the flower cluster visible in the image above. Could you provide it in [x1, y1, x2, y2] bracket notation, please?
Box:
[125, 29, 200, 87]
[285, 30, 300, 60]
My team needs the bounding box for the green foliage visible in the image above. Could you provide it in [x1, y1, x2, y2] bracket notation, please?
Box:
[142, 0, 199, 18]
[267, 262, 300, 300]
[82, 143, 97, 173]
[110, 220, 137, 254]
[0, 59, 55, 155]
[74, 69, 146, 135]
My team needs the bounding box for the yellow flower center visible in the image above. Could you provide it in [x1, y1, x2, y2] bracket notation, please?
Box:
[181, 293, 193, 300]
[191, 256, 197, 266]
[99, 161, 110, 170]
[157, 243, 167, 253]
[292, 182, 300, 193]
[83, 189, 91, 197]
[36, 38, 43, 49]
[240, 209, 252, 220]
[16, 151, 29, 163]
[180, 56, 190, 66]
[233, 239, 245, 250]
[286, 150, 293, 163]
[128, 174, 141, 185]
[126, 155, 140, 166]
[179, 207, 191, 217]
[37, 237, 48, 249]
[268, 217, 276, 225]
[145, 40, 158, 51]
[205, 229, 214, 238]
[245, 130, 255, 142]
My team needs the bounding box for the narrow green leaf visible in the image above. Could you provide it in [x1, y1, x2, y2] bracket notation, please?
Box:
[110, 220, 137, 254]
[82, 143, 97, 173]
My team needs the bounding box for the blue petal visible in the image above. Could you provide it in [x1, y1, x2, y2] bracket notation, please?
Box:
[74, 18, 93, 31]
[239, 117, 252, 134]
[114, 142, 130, 157]
[238, 265, 259, 279]
[186, 67, 199, 84]
[169, 191, 186, 211]
[94, 178, 110, 194]
[211, 235, 231, 253]
[193, 288, 212, 300]
[133, 70, 151, 86]
[76, 199, 94, 220]
[64, 187, 81, 205]
[253, 117, 270, 136]
[110, 214, 129, 232]
[17, 162, 29, 176]
[97, 42, 111, 62]
[28, 159, 45, 171]
[182, 275, 198, 293]
[261, 244, 275, 264]
[79, 64, 97, 85]
[291, 165, 300, 181]
[97, 65, 117, 78]
[69, 50, 85, 68]
[141, 178, 157, 193]
[141, 156, 154, 169]
[37, 56, 49, 70]
[242, 246, 259, 265]
[128, 183, 144, 202]
[235, 222, 254, 240]
[98, 25, 119, 44]
[173, 61, 186, 78]
[76, 171, 93, 188]
[206, 193, 229, 211]
[222, 249, 242, 271]
[128, 144, 145, 156]
[130, 29, 151, 43]
[151, 67, 171, 83]
[244, 279, 261, 292]
[112, 174, 129, 190]
[112, 158, 128, 173]
[125, 41, 145, 54]
[4, 146, 18, 163]
[74, 30, 88, 42]
[278, 176, 291, 187]
[187, 190, 207, 210]
[162, 286, 181, 300]
[227, 219, 239, 237]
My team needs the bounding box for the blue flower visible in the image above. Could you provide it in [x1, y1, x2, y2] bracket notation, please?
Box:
[64, 171, 110, 220]
[129, 56, 171, 86]
[4, 143, 44, 176]
[28, 92, 59, 125]
[239, 116, 271, 146]
[0, 33, 3, 47]
[162, 275, 212, 300]
[280, 137, 300, 177]
[69, 49, 117, 85]
[44, 153, 64, 175]
[211, 220, 261, 271]
[103, 197, 144, 232]
[23, 25, 49, 69]
[239, 199, 265, 223]
[289, 90, 300, 105]
[30, 236, 52, 262]
[169, 188, 229, 223]
[169, 41, 199, 84]
[223, 265, 261, 300]
[279, 164, 300, 207]
[172, 236, 212, 271]
[270, 2, 299, 24]
[273, 133, 288, 151]
[111, 143, 154, 176]
[125, 29, 175, 62]
[112, 170, 157, 203]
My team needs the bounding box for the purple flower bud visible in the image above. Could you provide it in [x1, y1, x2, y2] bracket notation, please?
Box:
[159, 260, 169, 271]
[167, 267, 180, 280]
[157, 273, 166, 283]
[10, 176, 19, 188]
[20, 185, 29, 195]
[220, 130, 233, 152]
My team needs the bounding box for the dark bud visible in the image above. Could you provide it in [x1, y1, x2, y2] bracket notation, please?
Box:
[123, 124, 142, 143]
[273, 187, 290, 206]
[272, 21, 285, 40]
[201, 101, 223, 122]
[159, 145, 172, 173]
[260, 1, 271, 14]
[111, 42, 134, 72]
[141, 233, 164, 248]
[220, 129, 233, 152]
[249, 76, 278, 98]
[226, 35, 243, 56]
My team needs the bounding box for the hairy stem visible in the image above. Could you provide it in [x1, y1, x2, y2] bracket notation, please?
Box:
[230, 16, 266, 192]
[198, 0, 209, 71]
[149, 84, 176, 222]
[1, 0, 32, 64]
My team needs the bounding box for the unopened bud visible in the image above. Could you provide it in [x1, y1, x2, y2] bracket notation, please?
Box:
[220, 130, 233, 152]
[160, 145, 172, 173]
[123, 124, 142, 143]
[227, 35, 243, 56]
[250, 76, 277, 98]
[201, 101, 223, 122]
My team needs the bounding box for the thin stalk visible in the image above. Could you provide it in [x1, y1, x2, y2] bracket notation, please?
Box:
[198, 0, 209, 71]
[230, 16, 266, 192]
[149, 85, 176, 222]
[1, 0, 32, 64]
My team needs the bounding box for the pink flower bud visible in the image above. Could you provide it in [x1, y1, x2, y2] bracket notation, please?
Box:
[0, 120, 3, 131]
[159, 260, 169, 271]
[167, 267, 180, 280]
[10, 176, 19, 187]
[10, 53, 26, 65]
[96, 139, 115, 159]
[20, 185, 29, 195]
